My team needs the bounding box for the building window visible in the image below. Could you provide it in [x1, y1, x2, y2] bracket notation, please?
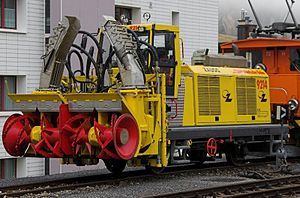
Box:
[115, 6, 132, 25]
[0, 159, 17, 179]
[45, 0, 50, 33]
[172, 11, 179, 26]
[0, 76, 16, 110]
[0, 0, 17, 29]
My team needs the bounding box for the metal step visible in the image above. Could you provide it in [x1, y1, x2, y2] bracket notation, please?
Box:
[170, 160, 191, 165]
[173, 145, 190, 150]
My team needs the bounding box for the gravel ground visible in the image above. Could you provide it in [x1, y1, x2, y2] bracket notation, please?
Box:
[18, 161, 300, 198]
[24, 175, 254, 198]
[0, 158, 226, 188]
[2, 158, 300, 198]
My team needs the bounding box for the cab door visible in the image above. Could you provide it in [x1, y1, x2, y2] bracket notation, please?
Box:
[153, 30, 177, 96]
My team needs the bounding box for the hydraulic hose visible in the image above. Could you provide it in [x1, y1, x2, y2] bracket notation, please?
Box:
[78, 30, 102, 53]
[67, 49, 85, 76]
[71, 44, 101, 92]
[126, 28, 159, 62]
[86, 46, 95, 79]
[127, 28, 160, 92]
[142, 48, 155, 73]
[137, 38, 160, 93]
[101, 49, 115, 91]
[65, 61, 97, 92]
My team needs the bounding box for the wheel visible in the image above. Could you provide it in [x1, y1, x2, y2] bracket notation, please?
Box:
[189, 149, 207, 165]
[103, 159, 127, 174]
[187, 143, 207, 165]
[145, 165, 165, 174]
[225, 144, 246, 166]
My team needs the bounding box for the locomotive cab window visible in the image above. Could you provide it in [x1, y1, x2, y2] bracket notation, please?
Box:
[153, 31, 176, 96]
[137, 30, 149, 43]
[136, 30, 152, 68]
[250, 50, 263, 68]
[290, 48, 300, 71]
[134, 28, 177, 96]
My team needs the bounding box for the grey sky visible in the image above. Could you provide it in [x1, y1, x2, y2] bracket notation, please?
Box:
[219, 0, 300, 26]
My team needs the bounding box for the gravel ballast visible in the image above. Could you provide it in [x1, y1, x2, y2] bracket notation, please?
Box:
[3, 159, 300, 198]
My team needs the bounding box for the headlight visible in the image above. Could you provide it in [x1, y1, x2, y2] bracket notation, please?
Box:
[288, 99, 299, 112]
[254, 63, 267, 72]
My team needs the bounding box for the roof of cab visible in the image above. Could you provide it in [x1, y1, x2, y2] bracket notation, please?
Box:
[127, 24, 179, 32]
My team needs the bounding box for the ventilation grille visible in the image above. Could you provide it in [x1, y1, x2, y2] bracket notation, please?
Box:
[236, 78, 257, 115]
[198, 76, 221, 115]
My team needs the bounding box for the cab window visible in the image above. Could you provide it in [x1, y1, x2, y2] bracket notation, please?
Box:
[137, 31, 149, 43]
[153, 31, 176, 96]
[250, 50, 263, 68]
[290, 48, 300, 71]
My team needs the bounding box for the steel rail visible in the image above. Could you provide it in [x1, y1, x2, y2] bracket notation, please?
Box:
[0, 159, 273, 197]
[146, 175, 300, 198]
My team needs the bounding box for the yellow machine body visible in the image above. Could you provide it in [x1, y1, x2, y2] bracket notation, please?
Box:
[180, 65, 271, 126]
[2, 20, 284, 173]
[7, 74, 168, 167]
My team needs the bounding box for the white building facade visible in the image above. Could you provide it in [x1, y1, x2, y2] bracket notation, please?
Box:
[115, 0, 219, 63]
[0, 0, 45, 178]
[0, 0, 219, 178]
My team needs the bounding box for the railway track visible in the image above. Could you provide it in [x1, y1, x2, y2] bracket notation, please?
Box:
[0, 158, 287, 197]
[147, 175, 300, 198]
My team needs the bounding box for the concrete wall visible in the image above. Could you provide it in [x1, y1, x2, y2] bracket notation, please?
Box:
[115, 0, 219, 64]
[0, 0, 45, 178]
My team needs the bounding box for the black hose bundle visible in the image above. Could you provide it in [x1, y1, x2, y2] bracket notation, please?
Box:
[64, 28, 159, 93]
[127, 28, 159, 73]
[65, 31, 102, 93]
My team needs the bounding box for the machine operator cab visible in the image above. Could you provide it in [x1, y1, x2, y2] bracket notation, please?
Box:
[128, 24, 182, 98]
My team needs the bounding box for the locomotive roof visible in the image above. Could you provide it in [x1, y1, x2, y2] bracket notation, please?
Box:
[221, 38, 300, 51]
[182, 65, 268, 78]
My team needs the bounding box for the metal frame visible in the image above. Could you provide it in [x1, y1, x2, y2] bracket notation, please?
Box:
[168, 124, 288, 140]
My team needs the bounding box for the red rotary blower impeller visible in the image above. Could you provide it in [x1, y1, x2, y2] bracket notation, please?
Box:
[2, 114, 32, 156]
[31, 115, 63, 158]
[113, 114, 139, 160]
[31, 104, 71, 158]
[94, 114, 139, 160]
[61, 114, 93, 156]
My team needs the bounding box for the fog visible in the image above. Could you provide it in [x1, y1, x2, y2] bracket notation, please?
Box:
[219, 0, 300, 35]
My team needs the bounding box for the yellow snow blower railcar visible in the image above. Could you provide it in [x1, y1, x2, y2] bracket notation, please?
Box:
[2, 16, 286, 173]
